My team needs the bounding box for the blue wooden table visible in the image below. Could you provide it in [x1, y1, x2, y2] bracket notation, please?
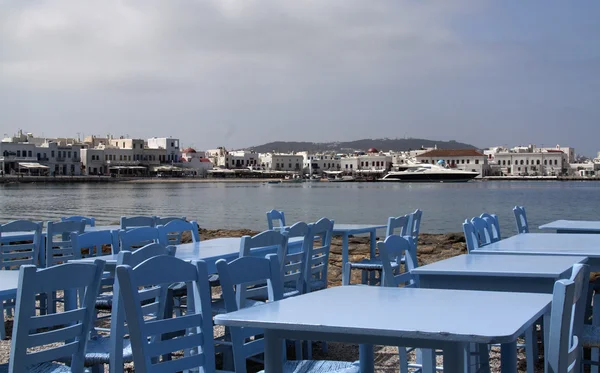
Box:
[332, 224, 386, 280]
[214, 286, 551, 373]
[73, 236, 304, 274]
[539, 220, 600, 234]
[472, 233, 600, 271]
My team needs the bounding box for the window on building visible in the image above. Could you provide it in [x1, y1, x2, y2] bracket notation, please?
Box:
[289, 163, 292, 168]
[526, 160, 529, 165]
[518, 167, 521, 171]
[345, 164, 348, 169]
[295, 163, 299, 169]
[105, 155, 108, 161]
[461, 159, 465, 164]
[467, 160, 470, 164]
[16, 150, 20, 157]
[361, 161, 364, 167]
[520, 160, 523, 165]
[536, 160, 540, 165]
[350, 164, 353, 169]
[508, 160, 511, 165]
[28, 151, 32, 157]
[171, 142, 174, 147]
[68, 151, 71, 158]
[119, 155, 123, 161]
[376, 161, 380, 167]
[475, 160, 479, 164]
[554, 160, 558, 165]
[51, 151, 55, 157]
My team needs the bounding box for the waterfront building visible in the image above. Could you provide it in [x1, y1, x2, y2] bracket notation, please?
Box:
[259, 153, 303, 172]
[0, 135, 82, 176]
[415, 149, 490, 176]
[147, 137, 181, 163]
[299, 152, 341, 176]
[181, 148, 213, 176]
[339, 148, 392, 175]
[492, 145, 569, 176]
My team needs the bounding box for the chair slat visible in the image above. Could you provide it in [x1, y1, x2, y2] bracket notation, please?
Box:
[29, 308, 86, 329]
[1, 243, 35, 252]
[27, 340, 80, 366]
[147, 332, 204, 357]
[154, 354, 206, 373]
[29, 323, 83, 347]
[144, 314, 203, 336]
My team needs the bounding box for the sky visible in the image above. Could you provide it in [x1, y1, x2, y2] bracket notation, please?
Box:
[1, 1, 599, 156]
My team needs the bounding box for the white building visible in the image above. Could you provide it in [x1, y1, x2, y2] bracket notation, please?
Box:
[299, 152, 340, 175]
[416, 149, 490, 176]
[181, 148, 213, 176]
[147, 137, 181, 163]
[259, 153, 303, 172]
[493, 147, 569, 176]
[339, 149, 392, 174]
[0, 139, 82, 176]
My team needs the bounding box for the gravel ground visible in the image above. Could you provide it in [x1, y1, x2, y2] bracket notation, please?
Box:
[0, 228, 547, 372]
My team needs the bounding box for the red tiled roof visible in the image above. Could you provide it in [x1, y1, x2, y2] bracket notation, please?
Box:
[545, 149, 564, 153]
[199, 158, 211, 162]
[417, 149, 484, 157]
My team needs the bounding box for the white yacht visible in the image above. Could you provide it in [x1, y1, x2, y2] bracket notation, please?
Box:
[380, 163, 479, 182]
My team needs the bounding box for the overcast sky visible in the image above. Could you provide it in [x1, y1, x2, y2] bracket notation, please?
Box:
[1, 1, 599, 155]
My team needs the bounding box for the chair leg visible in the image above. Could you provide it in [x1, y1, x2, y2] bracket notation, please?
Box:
[90, 364, 103, 373]
[305, 341, 313, 360]
[361, 270, 368, 285]
[0, 302, 5, 340]
[321, 341, 327, 354]
[294, 340, 302, 360]
[477, 343, 490, 373]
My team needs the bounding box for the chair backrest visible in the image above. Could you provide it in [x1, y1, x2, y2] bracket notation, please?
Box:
[116, 256, 215, 373]
[216, 254, 282, 373]
[157, 219, 200, 245]
[120, 216, 156, 230]
[154, 216, 186, 226]
[480, 213, 501, 242]
[46, 220, 86, 267]
[266, 209, 286, 230]
[408, 209, 423, 241]
[462, 220, 480, 253]
[470, 217, 493, 246]
[377, 234, 418, 288]
[547, 264, 589, 373]
[304, 217, 334, 292]
[0, 220, 43, 269]
[386, 215, 409, 237]
[9, 259, 105, 373]
[513, 206, 529, 234]
[118, 227, 160, 251]
[61, 216, 96, 227]
[109, 243, 176, 371]
[71, 230, 119, 258]
[280, 222, 311, 296]
[239, 230, 288, 259]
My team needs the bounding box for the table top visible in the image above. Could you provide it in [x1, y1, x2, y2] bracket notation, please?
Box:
[473, 233, 600, 257]
[539, 220, 600, 232]
[0, 270, 20, 297]
[1, 224, 121, 239]
[214, 286, 551, 344]
[74, 236, 303, 264]
[412, 254, 587, 278]
[332, 224, 386, 234]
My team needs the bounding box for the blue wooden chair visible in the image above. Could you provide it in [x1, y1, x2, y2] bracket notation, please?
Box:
[115, 255, 215, 373]
[61, 216, 96, 227]
[157, 219, 200, 245]
[118, 227, 160, 251]
[480, 213, 501, 242]
[4, 259, 105, 373]
[239, 229, 288, 259]
[216, 254, 359, 373]
[345, 215, 409, 286]
[408, 209, 423, 246]
[513, 205, 529, 233]
[84, 243, 176, 373]
[0, 220, 43, 339]
[266, 209, 286, 230]
[470, 217, 493, 246]
[463, 220, 481, 253]
[71, 230, 119, 258]
[119, 216, 156, 230]
[154, 216, 186, 226]
[46, 220, 86, 267]
[304, 218, 335, 293]
[548, 264, 589, 373]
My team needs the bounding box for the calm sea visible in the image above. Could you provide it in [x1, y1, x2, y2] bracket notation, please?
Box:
[1, 181, 599, 235]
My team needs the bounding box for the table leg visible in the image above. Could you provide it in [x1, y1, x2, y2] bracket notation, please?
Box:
[500, 341, 517, 373]
[369, 230, 377, 285]
[359, 344, 375, 373]
[443, 343, 465, 373]
[264, 330, 283, 373]
[592, 291, 600, 373]
[341, 233, 349, 282]
[418, 348, 436, 373]
[543, 312, 550, 373]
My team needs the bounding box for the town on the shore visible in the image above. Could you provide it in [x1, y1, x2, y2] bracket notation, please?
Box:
[1, 130, 599, 180]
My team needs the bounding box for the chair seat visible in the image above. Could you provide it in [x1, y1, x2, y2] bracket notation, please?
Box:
[348, 259, 399, 271]
[94, 294, 113, 310]
[209, 274, 220, 286]
[582, 324, 600, 347]
[84, 335, 133, 366]
[0, 361, 73, 373]
[211, 298, 265, 315]
[259, 360, 360, 373]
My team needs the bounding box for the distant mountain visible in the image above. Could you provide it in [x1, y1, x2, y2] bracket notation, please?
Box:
[246, 138, 479, 153]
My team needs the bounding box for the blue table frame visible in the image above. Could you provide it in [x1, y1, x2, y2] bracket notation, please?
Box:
[214, 286, 551, 373]
[539, 220, 600, 234]
[331, 224, 386, 280]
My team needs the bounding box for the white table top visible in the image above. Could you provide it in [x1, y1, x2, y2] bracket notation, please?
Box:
[1, 225, 121, 239]
[539, 220, 600, 232]
[0, 271, 20, 298]
[412, 254, 587, 278]
[214, 286, 551, 344]
[332, 224, 386, 234]
[473, 233, 600, 257]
